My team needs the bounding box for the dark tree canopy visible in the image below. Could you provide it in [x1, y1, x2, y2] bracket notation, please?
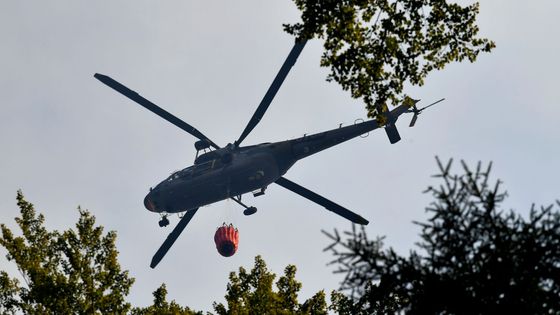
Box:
[285, 0, 495, 121]
[131, 283, 202, 315]
[213, 255, 328, 315]
[0, 191, 134, 314]
[324, 158, 560, 314]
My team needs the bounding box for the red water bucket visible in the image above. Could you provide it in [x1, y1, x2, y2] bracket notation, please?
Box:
[214, 223, 239, 257]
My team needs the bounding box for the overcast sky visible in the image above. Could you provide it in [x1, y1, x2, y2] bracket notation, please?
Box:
[1, 0, 559, 311]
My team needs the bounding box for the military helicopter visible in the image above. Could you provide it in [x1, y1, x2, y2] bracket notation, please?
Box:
[94, 40, 443, 268]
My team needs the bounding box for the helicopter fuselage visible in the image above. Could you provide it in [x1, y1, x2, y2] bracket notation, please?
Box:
[143, 105, 408, 214]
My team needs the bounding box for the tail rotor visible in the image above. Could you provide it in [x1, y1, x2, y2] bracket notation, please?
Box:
[408, 98, 445, 127]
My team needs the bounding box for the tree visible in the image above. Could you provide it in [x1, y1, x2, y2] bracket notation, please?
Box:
[0, 191, 134, 314]
[131, 283, 202, 315]
[285, 0, 495, 121]
[325, 158, 560, 314]
[0, 193, 324, 314]
[0, 271, 19, 314]
[213, 255, 328, 315]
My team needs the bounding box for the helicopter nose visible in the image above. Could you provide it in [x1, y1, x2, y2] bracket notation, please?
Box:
[144, 194, 157, 212]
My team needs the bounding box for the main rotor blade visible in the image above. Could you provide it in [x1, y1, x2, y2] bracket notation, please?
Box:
[235, 40, 307, 146]
[275, 177, 369, 225]
[150, 208, 198, 268]
[94, 73, 220, 149]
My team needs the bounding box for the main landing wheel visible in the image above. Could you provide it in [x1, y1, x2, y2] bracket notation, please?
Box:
[158, 216, 170, 227]
[243, 207, 257, 216]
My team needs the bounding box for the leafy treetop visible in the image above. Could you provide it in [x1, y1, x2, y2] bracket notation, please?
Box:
[0, 191, 134, 314]
[285, 0, 495, 121]
[130, 283, 202, 315]
[213, 255, 328, 315]
[0, 193, 326, 314]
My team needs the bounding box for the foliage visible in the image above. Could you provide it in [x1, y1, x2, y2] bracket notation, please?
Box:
[131, 283, 202, 315]
[324, 158, 560, 314]
[0, 191, 134, 314]
[7, 157, 557, 314]
[0, 271, 19, 314]
[213, 255, 328, 315]
[285, 0, 495, 121]
[0, 193, 324, 314]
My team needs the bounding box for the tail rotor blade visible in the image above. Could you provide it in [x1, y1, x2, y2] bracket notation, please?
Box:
[409, 114, 418, 127]
[418, 98, 445, 112]
[150, 208, 198, 268]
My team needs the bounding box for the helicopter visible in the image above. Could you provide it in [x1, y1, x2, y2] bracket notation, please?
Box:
[94, 40, 443, 268]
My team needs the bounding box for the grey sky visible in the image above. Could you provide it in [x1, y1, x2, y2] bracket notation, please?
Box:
[1, 0, 559, 311]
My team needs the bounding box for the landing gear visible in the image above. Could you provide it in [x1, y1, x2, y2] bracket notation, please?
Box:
[158, 215, 170, 227]
[230, 195, 258, 216]
[243, 206, 257, 216]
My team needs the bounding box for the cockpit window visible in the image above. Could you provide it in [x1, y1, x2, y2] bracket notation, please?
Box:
[195, 151, 220, 165]
[164, 160, 222, 182]
[167, 172, 180, 182]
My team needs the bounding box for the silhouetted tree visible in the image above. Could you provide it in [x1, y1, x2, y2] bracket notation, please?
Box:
[0, 191, 134, 314]
[131, 283, 202, 315]
[325, 158, 560, 314]
[285, 1, 495, 121]
[213, 255, 328, 315]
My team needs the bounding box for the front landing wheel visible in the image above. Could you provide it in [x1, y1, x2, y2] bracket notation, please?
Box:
[158, 216, 170, 227]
